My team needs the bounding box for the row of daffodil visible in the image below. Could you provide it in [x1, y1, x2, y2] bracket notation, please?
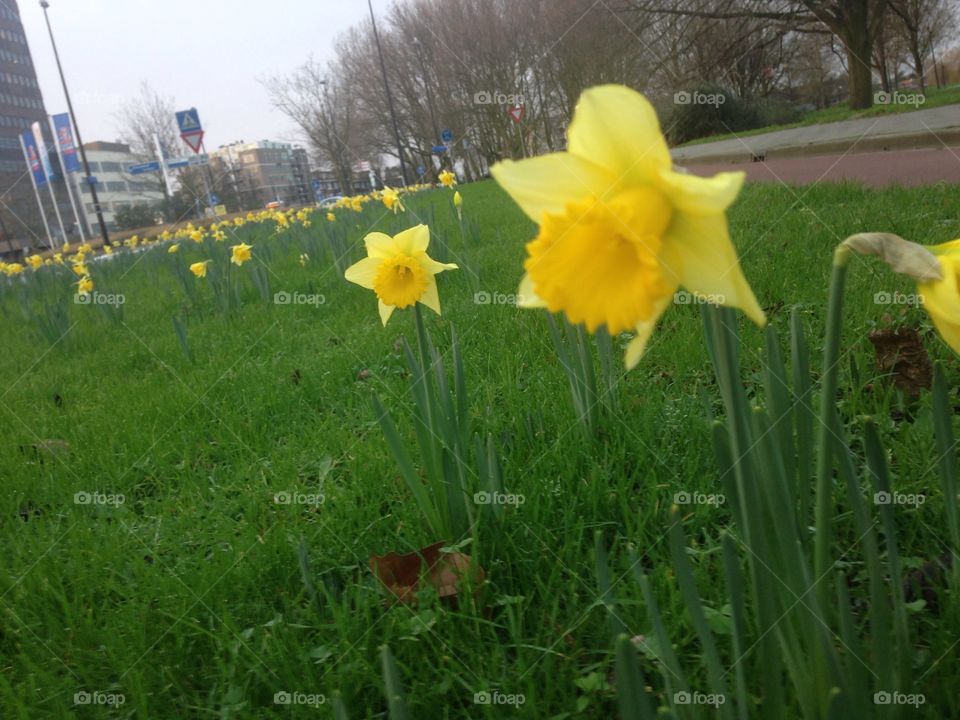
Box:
[0, 178, 446, 294]
[344, 85, 959, 362]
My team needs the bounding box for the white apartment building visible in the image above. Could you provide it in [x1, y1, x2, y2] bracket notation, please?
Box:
[78, 141, 164, 231]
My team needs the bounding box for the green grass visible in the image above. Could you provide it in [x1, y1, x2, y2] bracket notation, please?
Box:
[1, 180, 959, 718]
[677, 84, 960, 147]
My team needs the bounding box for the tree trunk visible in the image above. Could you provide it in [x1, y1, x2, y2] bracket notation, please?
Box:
[845, 24, 875, 109]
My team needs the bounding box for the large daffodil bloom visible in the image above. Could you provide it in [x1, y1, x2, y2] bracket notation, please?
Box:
[344, 224, 457, 326]
[491, 84, 765, 369]
[917, 240, 960, 354]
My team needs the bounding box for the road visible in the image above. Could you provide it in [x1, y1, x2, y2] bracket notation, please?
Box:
[671, 104, 960, 164]
[682, 145, 960, 187]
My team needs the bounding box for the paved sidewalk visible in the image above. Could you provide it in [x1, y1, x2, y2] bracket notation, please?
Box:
[671, 104, 960, 164]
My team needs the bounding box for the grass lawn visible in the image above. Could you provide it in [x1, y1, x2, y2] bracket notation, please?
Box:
[677, 84, 960, 147]
[2, 179, 959, 718]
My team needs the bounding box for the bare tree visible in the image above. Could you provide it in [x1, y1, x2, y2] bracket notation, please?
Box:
[265, 58, 363, 195]
[888, 0, 956, 89]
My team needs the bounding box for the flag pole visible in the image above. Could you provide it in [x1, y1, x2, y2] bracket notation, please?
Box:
[48, 115, 85, 242]
[19, 133, 53, 249]
[50, 115, 87, 242]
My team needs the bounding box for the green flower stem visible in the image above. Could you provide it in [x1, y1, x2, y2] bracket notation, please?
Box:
[813, 246, 850, 607]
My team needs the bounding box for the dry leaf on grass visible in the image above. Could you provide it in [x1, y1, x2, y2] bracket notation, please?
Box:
[868, 327, 932, 398]
[369, 541, 485, 606]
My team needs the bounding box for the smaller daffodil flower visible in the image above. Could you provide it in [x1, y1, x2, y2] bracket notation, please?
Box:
[327, 212, 336, 222]
[72, 261, 88, 277]
[299, 253, 309, 267]
[381, 187, 404, 213]
[26, 254, 43, 270]
[190, 260, 210, 278]
[230, 243, 252, 267]
[168, 244, 180, 254]
[344, 224, 457, 325]
[76, 275, 93, 294]
[438, 170, 456, 188]
[102, 244, 113, 255]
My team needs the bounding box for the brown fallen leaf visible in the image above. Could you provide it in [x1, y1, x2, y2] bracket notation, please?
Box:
[370, 541, 485, 606]
[868, 327, 932, 398]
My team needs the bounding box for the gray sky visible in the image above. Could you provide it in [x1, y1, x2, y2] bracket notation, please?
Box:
[19, 0, 394, 152]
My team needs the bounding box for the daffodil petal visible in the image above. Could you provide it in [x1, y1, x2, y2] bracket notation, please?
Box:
[394, 224, 430, 255]
[344, 256, 382, 289]
[624, 295, 672, 370]
[419, 278, 441, 315]
[658, 169, 745, 216]
[491, 153, 616, 223]
[421, 257, 458, 275]
[365, 232, 397, 258]
[660, 212, 766, 327]
[567, 84, 671, 185]
[378, 300, 395, 326]
[517, 272, 548, 308]
[930, 239, 960, 255]
[920, 256, 960, 354]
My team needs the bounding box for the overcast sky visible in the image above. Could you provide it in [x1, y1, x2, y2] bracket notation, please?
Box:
[18, 0, 394, 152]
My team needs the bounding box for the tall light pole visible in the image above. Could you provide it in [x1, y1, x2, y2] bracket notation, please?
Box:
[39, 0, 109, 246]
[367, 0, 409, 187]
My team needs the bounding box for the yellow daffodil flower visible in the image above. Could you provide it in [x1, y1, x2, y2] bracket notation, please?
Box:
[344, 224, 457, 325]
[190, 229, 204, 243]
[103, 244, 113, 255]
[72, 261, 89, 277]
[491, 84, 764, 369]
[381, 187, 404, 213]
[327, 212, 336, 222]
[439, 170, 456, 187]
[3, 262, 24, 276]
[453, 191, 463, 221]
[76, 275, 93, 294]
[230, 243, 252, 266]
[168, 244, 180, 254]
[26, 254, 43, 270]
[190, 260, 210, 278]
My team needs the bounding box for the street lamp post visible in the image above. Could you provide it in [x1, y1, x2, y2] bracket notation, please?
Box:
[39, 0, 110, 246]
[367, 0, 409, 187]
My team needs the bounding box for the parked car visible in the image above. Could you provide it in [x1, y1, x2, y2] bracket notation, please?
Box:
[317, 195, 344, 208]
